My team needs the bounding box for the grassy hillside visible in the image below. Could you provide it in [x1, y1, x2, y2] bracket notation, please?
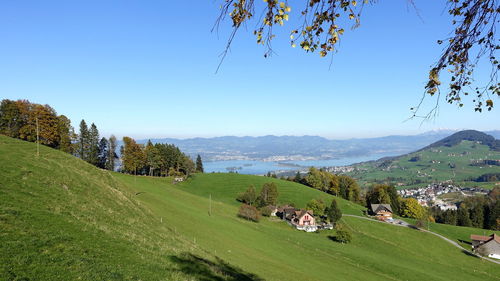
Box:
[0, 135, 225, 280]
[348, 141, 500, 189]
[1, 135, 500, 280]
[177, 173, 364, 215]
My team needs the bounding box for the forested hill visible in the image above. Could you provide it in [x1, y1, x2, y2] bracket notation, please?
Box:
[420, 130, 500, 152]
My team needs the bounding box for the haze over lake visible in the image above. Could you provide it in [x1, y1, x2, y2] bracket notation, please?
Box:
[204, 152, 397, 175]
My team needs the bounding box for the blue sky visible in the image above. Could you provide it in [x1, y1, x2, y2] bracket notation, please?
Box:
[1, 1, 498, 139]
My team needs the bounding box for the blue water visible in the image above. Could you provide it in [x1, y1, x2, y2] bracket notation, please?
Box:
[204, 152, 396, 175]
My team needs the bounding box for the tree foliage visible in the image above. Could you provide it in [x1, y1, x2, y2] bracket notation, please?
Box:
[326, 199, 342, 224]
[216, 0, 499, 113]
[196, 154, 204, 173]
[400, 198, 426, 219]
[256, 182, 279, 207]
[331, 223, 352, 244]
[0, 99, 76, 151]
[306, 198, 326, 217]
[365, 184, 401, 215]
[237, 185, 258, 205]
[238, 204, 261, 222]
[304, 167, 360, 202]
[121, 137, 195, 176]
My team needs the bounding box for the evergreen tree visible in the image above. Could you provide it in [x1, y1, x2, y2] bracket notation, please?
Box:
[97, 137, 108, 169]
[195, 154, 204, 173]
[443, 210, 458, 225]
[470, 204, 485, 229]
[326, 199, 342, 225]
[78, 120, 89, 160]
[106, 135, 117, 171]
[294, 171, 302, 183]
[87, 123, 100, 166]
[457, 207, 472, 227]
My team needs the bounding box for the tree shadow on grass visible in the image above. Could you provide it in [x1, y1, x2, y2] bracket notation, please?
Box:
[169, 252, 265, 281]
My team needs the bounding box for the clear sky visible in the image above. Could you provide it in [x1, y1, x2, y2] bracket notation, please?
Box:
[1, 1, 498, 139]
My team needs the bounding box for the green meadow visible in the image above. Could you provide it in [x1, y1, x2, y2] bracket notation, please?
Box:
[1, 135, 499, 280]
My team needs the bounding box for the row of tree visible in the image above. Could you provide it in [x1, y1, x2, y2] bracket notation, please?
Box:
[0, 99, 75, 152]
[292, 168, 361, 203]
[0, 99, 200, 176]
[77, 120, 117, 170]
[120, 138, 201, 176]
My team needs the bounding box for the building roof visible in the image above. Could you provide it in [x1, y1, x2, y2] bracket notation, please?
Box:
[471, 234, 500, 244]
[296, 210, 313, 219]
[371, 204, 393, 213]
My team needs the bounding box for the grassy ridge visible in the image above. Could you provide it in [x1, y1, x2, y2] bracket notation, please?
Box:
[349, 141, 500, 189]
[1, 135, 499, 280]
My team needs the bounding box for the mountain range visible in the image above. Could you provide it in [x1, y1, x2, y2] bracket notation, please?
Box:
[132, 130, 500, 161]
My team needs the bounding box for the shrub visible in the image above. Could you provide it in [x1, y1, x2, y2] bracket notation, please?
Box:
[330, 224, 352, 244]
[260, 206, 273, 217]
[236, 185, 257, 205]
[237, 204, 260, 222]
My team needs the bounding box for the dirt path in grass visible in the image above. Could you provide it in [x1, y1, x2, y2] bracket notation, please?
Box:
[343, 214, 500, 265]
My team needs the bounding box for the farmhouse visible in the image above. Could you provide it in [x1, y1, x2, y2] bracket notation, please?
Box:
[370, 204, 393, 220]
[471, 234, 500, 259]
[278, 206, 317, 232]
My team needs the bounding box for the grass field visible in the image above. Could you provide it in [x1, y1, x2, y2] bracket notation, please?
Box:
[348, 141, 500, 189]
[1, 135, 499, 280]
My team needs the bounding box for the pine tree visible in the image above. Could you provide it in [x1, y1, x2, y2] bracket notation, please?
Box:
[98, 137, 108, 169]
[294, 171, 301, 183]
[87, 123, 100, 166]
[470, 204, 485, 228]
[195, 154, 204, 173]
[457, 207, 472, 227]
[326, 199, 342, 225]
[78, 120, 89, 160]
[106, 135, 117, 171]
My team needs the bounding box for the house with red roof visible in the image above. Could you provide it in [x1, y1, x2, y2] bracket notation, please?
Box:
[471, 234, 500, 259]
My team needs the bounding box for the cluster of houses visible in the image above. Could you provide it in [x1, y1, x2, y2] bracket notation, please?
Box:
[397, 183, 489, 210]
[470, 234, 500, 259]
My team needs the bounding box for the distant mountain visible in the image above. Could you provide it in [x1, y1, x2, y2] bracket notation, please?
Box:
[421, 130, 500, 151]
[129, 130, 498, 161]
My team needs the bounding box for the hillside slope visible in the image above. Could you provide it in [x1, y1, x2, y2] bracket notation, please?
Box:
[348, 132, 500, 189]
[1, 135, 499, 280]
[0, 135, 228, 280]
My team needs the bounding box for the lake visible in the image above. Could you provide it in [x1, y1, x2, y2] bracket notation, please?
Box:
[203, 152, 396, 175]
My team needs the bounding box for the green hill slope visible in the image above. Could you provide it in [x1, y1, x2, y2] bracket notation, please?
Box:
[1, 135, 499, 280]
[348, 140, 500, 189]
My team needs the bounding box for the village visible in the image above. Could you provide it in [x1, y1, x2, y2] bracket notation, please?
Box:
[397, 183, 489, 210]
